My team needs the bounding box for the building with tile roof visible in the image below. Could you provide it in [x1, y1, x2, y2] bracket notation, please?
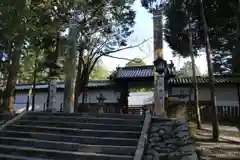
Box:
[12, 65, 240, 117]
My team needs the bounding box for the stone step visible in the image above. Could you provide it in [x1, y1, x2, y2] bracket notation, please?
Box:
[27, 111, 144, 120]
[0, 144, 133, 160]
[7, 125, 141, 139]
[15, 120, 142, 131]
[0, 120, 5, 125]
[1, 130, 139, 146]
[21, 115, 143, 125]
[0, 137, 136, 156]
[0, 154, 51, 160]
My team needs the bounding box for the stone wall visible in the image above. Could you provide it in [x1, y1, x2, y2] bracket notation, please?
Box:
[144, 118, 198, 160]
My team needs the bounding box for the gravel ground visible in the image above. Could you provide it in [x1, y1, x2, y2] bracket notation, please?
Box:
[194, 127, 240, 160]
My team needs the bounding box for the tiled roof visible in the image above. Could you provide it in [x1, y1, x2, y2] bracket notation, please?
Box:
[169, 76, 240, 85]
[15, 80, 115, 91]
[114, 65, 240, 84]
[115, 65, 174, 79]
[115, 65, 154, 78]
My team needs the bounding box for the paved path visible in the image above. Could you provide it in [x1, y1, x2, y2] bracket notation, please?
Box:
[195, 125, 240, 159]
[202, 124, 240, 143]
[202, 124, 239, 132]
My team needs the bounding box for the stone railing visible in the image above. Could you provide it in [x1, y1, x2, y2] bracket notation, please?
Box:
[0, 112, 17, 126]
[144, 118, 198, 160]
[0, 111, 27, 130]
[133, 109, 151, 160]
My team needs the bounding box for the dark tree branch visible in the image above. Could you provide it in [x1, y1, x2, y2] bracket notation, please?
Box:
[95, 38, 150, 60]
[103, 54, 142, 62]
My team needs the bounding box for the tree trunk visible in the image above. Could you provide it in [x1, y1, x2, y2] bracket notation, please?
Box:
[63, 24, 77, 113]
[190, 53, 202, 129]
[233, 0, 240, 74]
[46, 68, 53, 109]
[31, 52, 38, 111]
[198, 0, 219, 141]
[81, 75, 89, 105]
[81, 87, 86, 104]
[187, 12, 202, 129]
[74, 51, 84, 110]
[3, 48, 21, 112]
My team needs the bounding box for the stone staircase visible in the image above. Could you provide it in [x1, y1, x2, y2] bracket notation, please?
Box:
[0, 112, 145, 160]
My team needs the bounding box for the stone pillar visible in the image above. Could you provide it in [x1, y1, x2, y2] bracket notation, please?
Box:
[47, 77, 57, 112]
[157, 74, 166, 117]
[153, 10, 164, 116]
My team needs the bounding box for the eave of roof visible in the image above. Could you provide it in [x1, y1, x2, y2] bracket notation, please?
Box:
[114, 65, 240, 84]
[169, 76, 240, 85]
[14, 80, 115, 91]
[115, 65, 154, 79]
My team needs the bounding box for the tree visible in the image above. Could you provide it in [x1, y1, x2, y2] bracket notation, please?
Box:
[232, 0, 240, 74]
[0, 52, 8, 110]
[198, 0, 219, 141]
[70, 0, 146, 110]
[142, 0, 203, 128]
[0, 0, 77, 112]
[126, 58, 146, 66]
[212, 50, 232, 75]
[180, 0, 239, 74]
[164, 0, 202, 129]
[90, 63, 109, 80]
[162, 0, 219, 140]
[145, 0, 219, 139]
[18, 51, 48, 83]
[0, 0, 31, 112]
[177, 61, 201, 77]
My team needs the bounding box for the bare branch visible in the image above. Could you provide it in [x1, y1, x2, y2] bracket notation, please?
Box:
[100, 38, 151, 57]
[103, 55, 135, 61]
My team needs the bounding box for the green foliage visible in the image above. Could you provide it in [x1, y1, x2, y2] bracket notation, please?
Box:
[177, 61, 201, 77]
[164, 0, 202, 58]
[125, 58, 146, 66]
[143, 0, 237, 74]
[141, 0, 168, 12]
[0, 0, 137, 109]
[163, 0, 239, 73]
[129, 88, 152, 92]
[18, 50, 48, 83]
[73, 0, 137, 100]
[90, 64, 109, 80]
[212, 50, 232, 75]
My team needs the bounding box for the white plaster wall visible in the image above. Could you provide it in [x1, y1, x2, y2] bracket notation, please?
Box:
[170, 87, 191, 101]
[14, 91, 64, 112]
[171, 85, 239, 106]
[14, 92, 29, 111]
[215, 85, 238, 106]
[14, 89, 119, 112]
[79, 90, 119, 104]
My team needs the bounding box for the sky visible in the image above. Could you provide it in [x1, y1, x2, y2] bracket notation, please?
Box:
[102, 0, 208, 74]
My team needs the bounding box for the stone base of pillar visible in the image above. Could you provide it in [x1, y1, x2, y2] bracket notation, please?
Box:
[45, 108, 57, 112]
[154, 111, 167, 118]
[98, 106, 104, 113]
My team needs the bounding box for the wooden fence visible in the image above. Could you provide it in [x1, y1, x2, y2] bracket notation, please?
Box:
[188, 105, 240, 122]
